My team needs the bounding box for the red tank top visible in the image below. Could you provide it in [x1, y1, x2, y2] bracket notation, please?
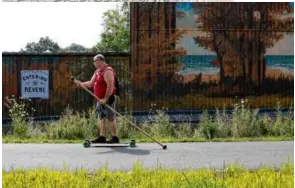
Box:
[93, 65, 117, 99]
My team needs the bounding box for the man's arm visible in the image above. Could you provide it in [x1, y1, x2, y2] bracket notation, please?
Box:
[80, 72, 96, 88]
[102, 70, 114, 101]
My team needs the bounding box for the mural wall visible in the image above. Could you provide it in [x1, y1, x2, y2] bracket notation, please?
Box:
[3, 3, 294, 118]
[130, 2, 294, 111]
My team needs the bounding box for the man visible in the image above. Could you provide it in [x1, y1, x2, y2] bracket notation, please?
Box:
[74, 54, 119, 143]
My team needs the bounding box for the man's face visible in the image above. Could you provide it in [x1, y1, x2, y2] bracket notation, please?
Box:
[93, 59, 101, 69]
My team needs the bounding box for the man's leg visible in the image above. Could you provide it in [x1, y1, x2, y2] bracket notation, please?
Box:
[91, 102, 107, 143]
[106, 118, 119, 143]
[99, 118, 106, 137]
[106, 95, 120, 143]
[109, 118, 118, 137]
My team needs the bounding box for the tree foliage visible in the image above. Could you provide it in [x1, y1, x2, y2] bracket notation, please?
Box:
[132, 3, 187, 90]
[20, 36, 62, 53]
[93, 2, 130, 52]
[63, 43, 89, 53]
[190, 2, 294, 87]
[20, 37, 90, 53]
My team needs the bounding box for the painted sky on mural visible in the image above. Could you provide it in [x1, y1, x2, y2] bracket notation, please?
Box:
[176, 2, 294, 55]
[1, 2, 119, 52]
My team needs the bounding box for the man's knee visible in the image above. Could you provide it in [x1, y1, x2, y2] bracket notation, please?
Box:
[100, 119, 106, 124]
[106, 109, 116, 121]
[106, 114, 116, 121]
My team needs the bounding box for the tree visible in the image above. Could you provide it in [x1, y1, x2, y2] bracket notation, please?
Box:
[20, 36, 61, 53]
[192, 2, 294, 88]
[131, 3, 187, 90]
[93, 2, 129, 52]
[63, 43, 89, 52]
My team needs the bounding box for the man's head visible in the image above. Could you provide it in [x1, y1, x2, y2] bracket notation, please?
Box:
[93, 54, 105, 69]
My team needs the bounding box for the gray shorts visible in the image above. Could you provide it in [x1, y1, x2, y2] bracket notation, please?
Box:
[96, 95, 116, 120]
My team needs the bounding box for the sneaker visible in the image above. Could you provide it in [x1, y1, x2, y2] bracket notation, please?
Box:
[91, 136, 106, 143]
[107, 136, 120, 144]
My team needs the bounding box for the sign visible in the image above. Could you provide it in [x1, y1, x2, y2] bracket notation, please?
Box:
[21, 70, 49, 99]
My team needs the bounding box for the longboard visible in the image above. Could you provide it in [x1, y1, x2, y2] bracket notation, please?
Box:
[83, 139, 136, 148]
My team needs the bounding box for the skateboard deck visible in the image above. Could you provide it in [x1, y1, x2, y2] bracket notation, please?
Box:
[83, 139, 136, 148]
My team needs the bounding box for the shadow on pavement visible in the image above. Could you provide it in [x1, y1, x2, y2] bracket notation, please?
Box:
[96, 147, 151, 155]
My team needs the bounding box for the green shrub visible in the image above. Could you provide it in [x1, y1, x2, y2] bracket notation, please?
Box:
[4, 97, 294, 141]
[175, 123, 194, 138]
[3, 96, 35, 138]
[46, 106, 97, 140]
[199, 110, 219, 139]
[150, 109, 175, 138]
[117, 110, 138, 139]
[215, 107, 232, 137]
[271, 104, 294, 137]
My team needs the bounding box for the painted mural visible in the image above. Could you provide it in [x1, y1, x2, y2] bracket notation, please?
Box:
[175, 2, 294, 84]
[130, 2, 294, 111]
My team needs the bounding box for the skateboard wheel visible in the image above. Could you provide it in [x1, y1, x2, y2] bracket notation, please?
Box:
[83, 141, 90, 148]
[130, 139, 136, 147]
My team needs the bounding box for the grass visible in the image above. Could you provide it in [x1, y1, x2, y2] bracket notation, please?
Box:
[2, 136, 293, 144]
[3, 96, 294, 144]
[2, 160, 294, 188]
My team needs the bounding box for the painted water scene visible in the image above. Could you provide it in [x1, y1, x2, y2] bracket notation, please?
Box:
[131, 2, 294, 110]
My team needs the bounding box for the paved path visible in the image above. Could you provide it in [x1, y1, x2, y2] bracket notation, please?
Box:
[3, 141, 293, 172]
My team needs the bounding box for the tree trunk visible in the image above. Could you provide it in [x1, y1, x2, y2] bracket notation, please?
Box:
[212, 32, 225, 91]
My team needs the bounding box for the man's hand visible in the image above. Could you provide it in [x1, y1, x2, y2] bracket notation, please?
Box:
[100, 98, 107, 104]
[74, 80, 82, 87]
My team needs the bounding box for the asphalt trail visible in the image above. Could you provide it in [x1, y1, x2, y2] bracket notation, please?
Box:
[3, 141, 293, 172]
